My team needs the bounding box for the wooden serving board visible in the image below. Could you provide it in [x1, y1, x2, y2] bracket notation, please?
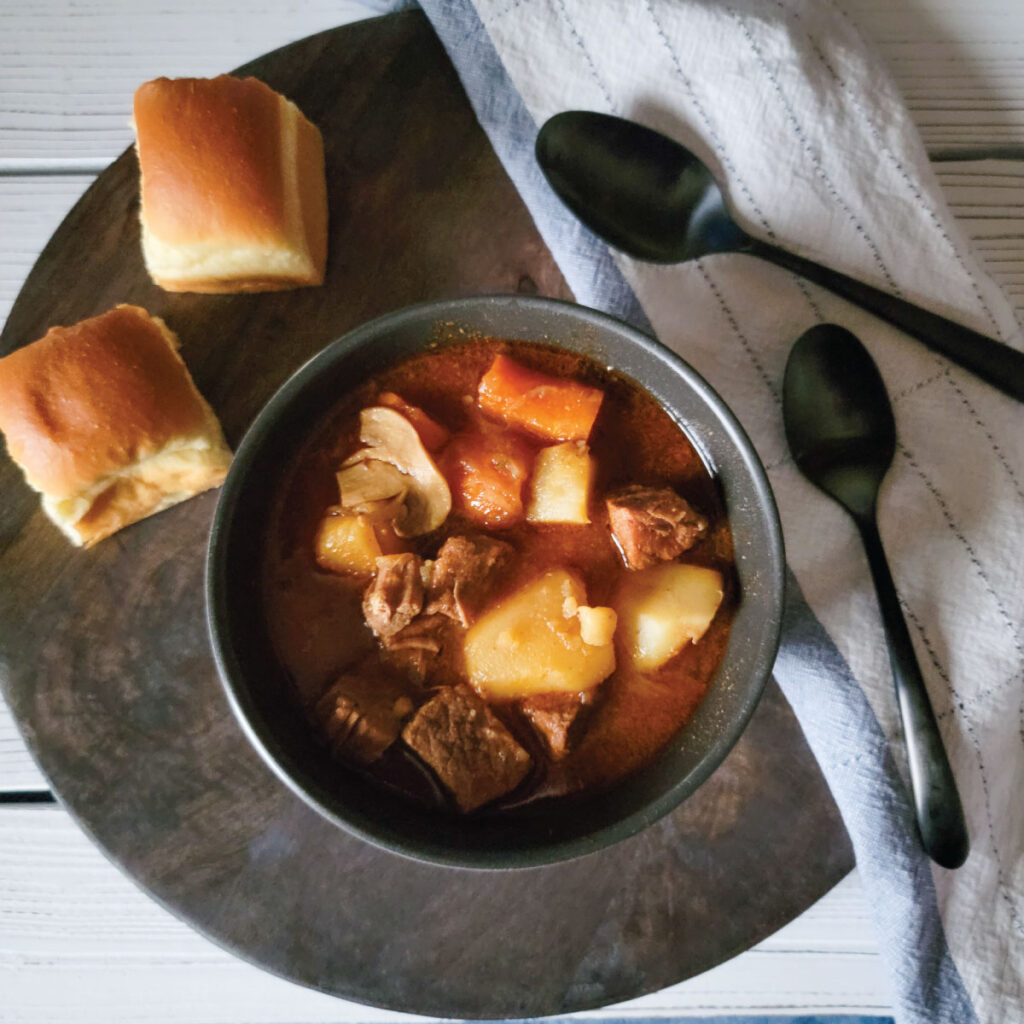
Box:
[0, 11, 853, 1017]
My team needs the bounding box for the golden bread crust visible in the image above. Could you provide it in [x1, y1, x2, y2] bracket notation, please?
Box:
[135, 76, 285, 248]
[0, 305, 233, 546]
[134, 76, 327, 293]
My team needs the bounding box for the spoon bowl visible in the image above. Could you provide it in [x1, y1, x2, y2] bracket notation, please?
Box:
[783, 324, 969, 869]
[535, 110, 745, 262]
[782, 323, 895, 520]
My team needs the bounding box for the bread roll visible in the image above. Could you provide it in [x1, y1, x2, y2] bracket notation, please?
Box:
[0, 305, 233, 547]
[134, 75, 327, 293]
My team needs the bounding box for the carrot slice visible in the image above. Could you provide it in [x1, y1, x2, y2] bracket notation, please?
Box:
[477, 354, 603, 442]
[376, 392, 450, 452]
[440, 426, 532, 529]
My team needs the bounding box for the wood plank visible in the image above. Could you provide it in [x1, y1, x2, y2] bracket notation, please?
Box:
[0, 805, 886, 1020]
[0, 709, 48, 792]
[0, 0, 1023, 166]
[0, 175, 93, 328]
[0, 0, 376, 164]
[934, 163, 1024, 264]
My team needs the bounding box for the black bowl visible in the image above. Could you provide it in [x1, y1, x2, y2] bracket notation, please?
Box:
[207, 295, 784, 868]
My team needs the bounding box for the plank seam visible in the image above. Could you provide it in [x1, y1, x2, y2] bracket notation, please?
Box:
[0, 791, 56, 804]
[0, 147, 1024, 179]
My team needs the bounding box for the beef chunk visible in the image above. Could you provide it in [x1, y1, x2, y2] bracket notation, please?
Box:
[606, 485, 708, 570]
[520, 690, 596, 760]
[362, 553, 424, 639]
[385, 613, 448, 653]
[314, 672, 415, 765]
[425, 534, 514, 626]
[382, 613, 449, 683]
[402, 687, 532, 812]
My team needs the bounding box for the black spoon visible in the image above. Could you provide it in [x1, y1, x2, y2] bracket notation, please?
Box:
[783, 323, 969, 869]
[536, 111, 1024, 403]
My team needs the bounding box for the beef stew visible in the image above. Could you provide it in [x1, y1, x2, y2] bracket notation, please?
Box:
[262, 338, 737, 815]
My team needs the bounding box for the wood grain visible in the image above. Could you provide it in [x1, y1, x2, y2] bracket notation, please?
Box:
[0, 10, 853, 1016]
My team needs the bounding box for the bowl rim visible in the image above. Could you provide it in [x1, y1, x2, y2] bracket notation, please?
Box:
[206, 294, 785, 869]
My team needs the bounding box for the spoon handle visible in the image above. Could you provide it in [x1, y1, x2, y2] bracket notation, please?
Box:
[746, 238, 1024, 403]
[856, 517, 970, 869]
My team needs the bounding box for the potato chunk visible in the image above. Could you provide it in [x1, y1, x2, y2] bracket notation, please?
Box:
[578, 605, 617, 646]
[615, 564, 723, 670]
[464, 570, 615, 698]
[526, 441, 594, 524]
[314, 513, 383, 576]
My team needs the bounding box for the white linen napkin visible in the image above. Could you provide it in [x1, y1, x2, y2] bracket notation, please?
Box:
[414, 2, 1024, 1022]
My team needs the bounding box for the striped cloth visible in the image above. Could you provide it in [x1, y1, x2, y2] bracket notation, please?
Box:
[409, 2, 1024, 1023]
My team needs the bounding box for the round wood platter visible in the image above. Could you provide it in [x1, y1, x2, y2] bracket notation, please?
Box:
[0, 11, 853, 1018]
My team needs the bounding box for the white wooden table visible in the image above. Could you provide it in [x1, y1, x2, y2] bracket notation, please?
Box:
[2, 2, 1022, 1020]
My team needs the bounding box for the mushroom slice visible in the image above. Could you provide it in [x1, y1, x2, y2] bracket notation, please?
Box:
[348, 407, 452, 537]
[336, 460, 408, 517]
